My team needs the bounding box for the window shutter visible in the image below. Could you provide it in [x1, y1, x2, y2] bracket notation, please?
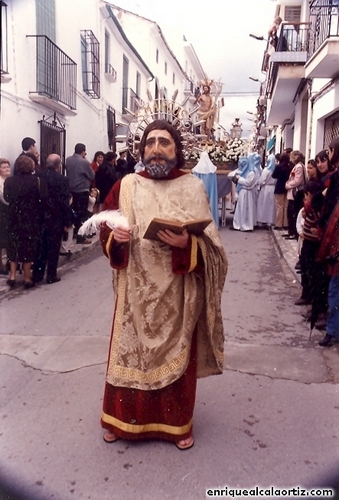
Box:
[284, 5, 301, 23]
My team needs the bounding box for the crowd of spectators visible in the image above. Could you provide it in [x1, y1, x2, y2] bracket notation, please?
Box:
[2, 133, 339, 349]
[228, 138, 339, 348]
[0, 138, 133, 289]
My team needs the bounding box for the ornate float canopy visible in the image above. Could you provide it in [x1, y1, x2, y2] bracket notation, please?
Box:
[126, 80, 224, 160]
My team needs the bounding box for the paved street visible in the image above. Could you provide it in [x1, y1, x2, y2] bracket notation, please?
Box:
[0, 219, 338, 500]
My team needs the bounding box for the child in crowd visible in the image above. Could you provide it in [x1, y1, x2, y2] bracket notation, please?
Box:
[86, 188, 99, 238]
[306, 159, 320, 181]
[88, 188, 99, 219]
[60, 195, 75, 257]
[295, 180, 323, 306]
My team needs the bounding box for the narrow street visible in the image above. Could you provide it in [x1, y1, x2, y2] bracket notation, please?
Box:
[0, 221, 338, 500]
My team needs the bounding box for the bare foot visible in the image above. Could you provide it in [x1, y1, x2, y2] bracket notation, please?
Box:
[176, 436, 194, 450]
[103, 431, 119, 443]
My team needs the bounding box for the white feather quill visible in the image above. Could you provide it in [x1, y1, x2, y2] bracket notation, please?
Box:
[78, 210, 129, 236]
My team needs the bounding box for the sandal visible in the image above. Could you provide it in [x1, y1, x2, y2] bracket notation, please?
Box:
[103, 431, 119, 443]
[175, 436, 194, 451]
[6, 279, 16, 287]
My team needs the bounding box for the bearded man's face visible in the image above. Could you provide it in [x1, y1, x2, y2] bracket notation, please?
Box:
[143, 129, 177, 178]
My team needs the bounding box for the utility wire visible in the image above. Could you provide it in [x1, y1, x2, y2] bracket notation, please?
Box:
[220, 92, 259, 96]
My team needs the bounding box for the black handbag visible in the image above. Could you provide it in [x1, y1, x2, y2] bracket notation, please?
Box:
[292, 184, 304, 199]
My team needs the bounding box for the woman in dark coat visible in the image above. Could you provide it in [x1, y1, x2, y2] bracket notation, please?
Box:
[4, 155, 48, 288]
[0, 158, 11, 274]
[95, 151, 118, 206]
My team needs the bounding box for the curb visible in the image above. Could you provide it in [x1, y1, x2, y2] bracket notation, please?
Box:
[0, 236, 100, 298]
[270, 228, 301, 284]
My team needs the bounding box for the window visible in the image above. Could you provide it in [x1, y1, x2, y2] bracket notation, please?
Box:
[104, 30, 110, 72]
[107, 106, 116, 151]
[172, 73, 175, 85]
[122, 55, 129, 113]
[136, 71, 141, 98]
[81, 35, 88, 93]
[104, 30, 117, 80]
[324, 111, 339, 148]
[1, 1, 8, 75]
[35, 0, 56, 94]
[35, 0, 56, 41]
[283, 5, 301, 23]
[164, 61, 167, 75]
[80, 30, 100, 99]
[156, 48, 159, 63]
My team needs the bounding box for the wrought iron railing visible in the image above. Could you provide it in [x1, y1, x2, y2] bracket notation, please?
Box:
[122, 87, 143, 115]
[80, 30, 100, 99]
[264, 23, 310, 99]
[308, 0, 339, 57]
[27, 35, 77, 110]
[276, 22, 310, 52]
[184, 80, 194, 93]
[324, 110, 339, 147]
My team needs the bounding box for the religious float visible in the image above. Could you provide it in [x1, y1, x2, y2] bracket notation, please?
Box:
[120, 79, 248, 172]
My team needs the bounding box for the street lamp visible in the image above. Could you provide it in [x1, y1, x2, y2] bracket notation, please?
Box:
[230, 118, 243, 139]
[249, 76, 264, 83]
[249, 34, 267, 41]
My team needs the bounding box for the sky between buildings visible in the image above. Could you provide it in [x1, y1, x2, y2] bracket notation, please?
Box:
[113, 0, 277, 136]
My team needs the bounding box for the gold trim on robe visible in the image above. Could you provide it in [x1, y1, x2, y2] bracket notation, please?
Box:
[188, 235, 198, 273]
[101, 411, 193, 435]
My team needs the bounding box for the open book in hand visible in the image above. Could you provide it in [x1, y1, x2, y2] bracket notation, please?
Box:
[143, 217, 212, 241]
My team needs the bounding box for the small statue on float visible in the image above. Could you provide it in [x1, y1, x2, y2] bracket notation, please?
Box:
[194, 82, 216, 141]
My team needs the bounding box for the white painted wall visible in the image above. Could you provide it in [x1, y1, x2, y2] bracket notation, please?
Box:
[109, 6, 207, 111]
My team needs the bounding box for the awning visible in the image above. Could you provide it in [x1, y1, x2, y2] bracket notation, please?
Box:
[267, 136, 276, 151]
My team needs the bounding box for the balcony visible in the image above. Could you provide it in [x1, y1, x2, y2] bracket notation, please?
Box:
[305, 0, 339, 79]
[105, 63, 117, 82]
[27, 35, 77, 115]
[122, 87, 144, 121]
[264, 23, 309, 125]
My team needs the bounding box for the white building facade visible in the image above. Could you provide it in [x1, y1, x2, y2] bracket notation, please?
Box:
[0, 0, 154, 168]
[253, 0, 339, 160]
[107, 3, 210, 124]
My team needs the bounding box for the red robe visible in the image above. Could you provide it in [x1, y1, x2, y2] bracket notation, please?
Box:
[100, 170, 203, 442]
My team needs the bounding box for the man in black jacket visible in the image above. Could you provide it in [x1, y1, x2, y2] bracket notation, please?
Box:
[33, 154, 71, 284]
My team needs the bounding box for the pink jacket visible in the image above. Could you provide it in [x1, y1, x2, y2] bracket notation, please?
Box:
[285, 162, 305, 200]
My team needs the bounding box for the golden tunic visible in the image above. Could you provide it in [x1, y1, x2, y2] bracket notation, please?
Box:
[106, 173, 228, 391]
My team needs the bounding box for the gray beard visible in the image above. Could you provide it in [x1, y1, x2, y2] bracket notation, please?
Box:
[144, 157, 177, 178]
